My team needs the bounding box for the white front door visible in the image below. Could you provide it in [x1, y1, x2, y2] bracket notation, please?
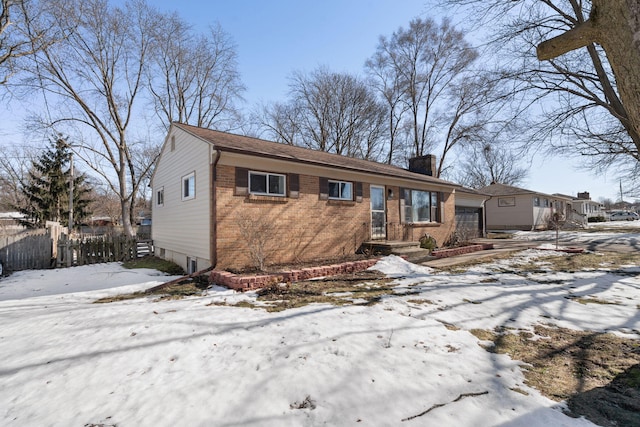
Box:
[370, 185, 386, 239]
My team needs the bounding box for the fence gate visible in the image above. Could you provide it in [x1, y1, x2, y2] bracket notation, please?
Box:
[0, 229, 53, 272]
[56, 235, 153, 267]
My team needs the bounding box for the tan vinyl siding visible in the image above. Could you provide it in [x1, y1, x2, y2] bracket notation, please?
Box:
[485, 194, 535, 230]
[152, 129, 211, 270]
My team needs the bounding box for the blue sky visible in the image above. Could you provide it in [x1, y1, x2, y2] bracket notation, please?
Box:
[0, 0, 624, 202]
[151, 0, 434, 106]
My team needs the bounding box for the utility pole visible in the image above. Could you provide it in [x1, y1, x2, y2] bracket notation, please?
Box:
[68, 151, 74, 233]
[619, 179, 624, 208]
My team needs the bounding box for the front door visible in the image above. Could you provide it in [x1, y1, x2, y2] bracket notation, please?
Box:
[370, 185, 386, 239]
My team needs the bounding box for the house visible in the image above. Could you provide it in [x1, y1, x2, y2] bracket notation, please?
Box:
[553, 192, 605, 222]
[151, 123, 460, 272]
[0, 212, 26, 232]
[479, 183, 572, 231]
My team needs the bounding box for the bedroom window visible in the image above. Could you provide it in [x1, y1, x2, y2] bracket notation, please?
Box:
[328, 180, 353, 200]
[403, 189, 439, 223]
[182, 172, 195, 200]
[249, 171, 286, 196]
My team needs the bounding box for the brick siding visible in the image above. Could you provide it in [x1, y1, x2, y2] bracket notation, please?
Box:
[214, 165, 456, 270]
[210, 258, 380, 291]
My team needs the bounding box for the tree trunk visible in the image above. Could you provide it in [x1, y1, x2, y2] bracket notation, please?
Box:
[537, 0, 640, 152]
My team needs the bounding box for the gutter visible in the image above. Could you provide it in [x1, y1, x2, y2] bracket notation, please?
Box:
[210, 149, 221, 269]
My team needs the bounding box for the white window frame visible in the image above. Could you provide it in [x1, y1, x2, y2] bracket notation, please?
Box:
[403, 189, 440, 223]
[533, 197, 540, 207]
[156, 187, 164, 206]
[249, 171, 286, 196]
[182, 172, 195, 201]
[328, 180, 353, 201]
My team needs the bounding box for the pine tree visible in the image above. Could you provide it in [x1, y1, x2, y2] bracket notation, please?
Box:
[18, 137, 92, 229]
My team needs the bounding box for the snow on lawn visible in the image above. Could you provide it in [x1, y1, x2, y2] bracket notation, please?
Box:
[1, 254, 639, 426]
[512, 220, 640, 246]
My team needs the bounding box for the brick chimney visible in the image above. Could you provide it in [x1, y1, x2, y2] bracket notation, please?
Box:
[408, 155, 437, 176]
[577, 191, 590, 200]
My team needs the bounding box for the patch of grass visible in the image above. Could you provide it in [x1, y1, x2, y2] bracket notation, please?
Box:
[540, 252, 640, 273]
[510, 387, 529, 396]
[122, 256, 185, 275]
[406, 299, 434, 305]
[441, 251, 640, 275]
[473, 325, 640, 426]
[439, 321, 460, 331]
[94, 279, 206, 303]
[568, 296, 622, 305]
[583, 225, 640, 234]
[254, 271, 393, 312]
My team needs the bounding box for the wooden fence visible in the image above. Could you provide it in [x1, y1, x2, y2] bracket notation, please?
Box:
[0, 229, 54, 271]
[56, 235, 153, 267]
[0, 226, 153, 273]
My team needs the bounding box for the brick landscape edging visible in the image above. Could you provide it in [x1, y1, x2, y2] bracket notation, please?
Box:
[210, 258, 380, 292]
[431, 243, 494, 258]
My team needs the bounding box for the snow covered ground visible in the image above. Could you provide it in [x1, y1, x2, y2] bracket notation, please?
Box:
[512, 220, 640, 246]
[0, 243, 638, 426]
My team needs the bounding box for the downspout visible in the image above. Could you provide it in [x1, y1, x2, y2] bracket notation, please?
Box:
[484, 195, 493, 236]
[210, 149, 221, 269]
[481, 195, 489, 237]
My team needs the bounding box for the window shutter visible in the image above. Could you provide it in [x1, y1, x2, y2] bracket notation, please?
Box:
[439, 192, 445, 223]
[235, 167, 248, 196]
[288, 173, 299, 198]
[319, 177, 329, 200]
[355, 182, 363, 202]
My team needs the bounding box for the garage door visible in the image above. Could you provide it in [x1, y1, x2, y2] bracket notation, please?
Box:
[455, 207, 482, 239]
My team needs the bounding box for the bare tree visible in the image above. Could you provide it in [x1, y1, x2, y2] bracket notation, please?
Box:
[0, 143, 34, 210]
[149, 17, 245, 131]
[457, 143, 528, 189]
[365, 46, 411, 164]
[442, 0, 640, 182]
[258, 67, 387, 161]
[253, 101, 303, 146]
[536, 0, 640, 166]
[366, 17, 479, 163]
[0, 0, 50, 85]
[17, 0, 163, 236]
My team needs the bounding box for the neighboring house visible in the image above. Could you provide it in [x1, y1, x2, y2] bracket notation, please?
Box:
[479, 183, 572, 231]
[151, 123, 460, 272]
[0, 212, 26, 232]
[553, 191, 606, 225]
[454, 187, 488, 239]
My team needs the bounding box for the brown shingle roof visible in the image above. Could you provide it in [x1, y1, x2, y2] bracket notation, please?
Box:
[479, 183, 536, 196]
[479, 183, 572, 200]
[174, 123, 459, 188]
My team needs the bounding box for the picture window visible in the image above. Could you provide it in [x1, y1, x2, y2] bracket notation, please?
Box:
[403, 189, 439, 223]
